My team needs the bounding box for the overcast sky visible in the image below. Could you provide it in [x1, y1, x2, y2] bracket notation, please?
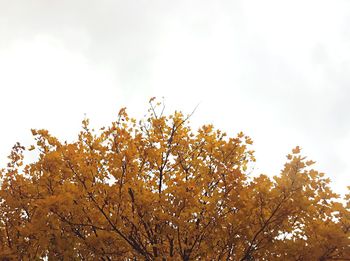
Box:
[1, 0, 349, 195]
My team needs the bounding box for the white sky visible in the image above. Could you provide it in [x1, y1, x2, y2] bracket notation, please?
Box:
[1, 0, 349, 195]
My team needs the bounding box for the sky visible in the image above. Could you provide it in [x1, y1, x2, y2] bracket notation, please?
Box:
[0, 0, 349, 195]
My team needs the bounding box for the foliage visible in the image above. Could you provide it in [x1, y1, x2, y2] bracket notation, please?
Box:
[0, 99, 349, 260]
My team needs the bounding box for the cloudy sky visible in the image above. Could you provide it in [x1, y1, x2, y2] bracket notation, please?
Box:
[1, 0, 349, 195]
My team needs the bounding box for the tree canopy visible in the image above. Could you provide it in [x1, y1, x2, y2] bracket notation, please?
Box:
[0, 99, 349, 260]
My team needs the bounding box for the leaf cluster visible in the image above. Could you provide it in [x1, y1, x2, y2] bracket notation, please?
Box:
[0, 100, 349, 260]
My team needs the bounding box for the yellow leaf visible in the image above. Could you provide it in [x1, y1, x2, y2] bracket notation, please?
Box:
[292, 146, 301, 154]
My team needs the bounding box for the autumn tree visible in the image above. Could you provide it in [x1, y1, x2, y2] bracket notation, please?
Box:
[0, 99, 349, 260]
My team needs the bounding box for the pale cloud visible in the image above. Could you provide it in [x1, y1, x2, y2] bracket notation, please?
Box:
[0, 0, 349, 194]
[0, 35, 120, 154]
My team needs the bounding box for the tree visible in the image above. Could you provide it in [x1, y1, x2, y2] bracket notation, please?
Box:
[0, 99, 349, 260]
